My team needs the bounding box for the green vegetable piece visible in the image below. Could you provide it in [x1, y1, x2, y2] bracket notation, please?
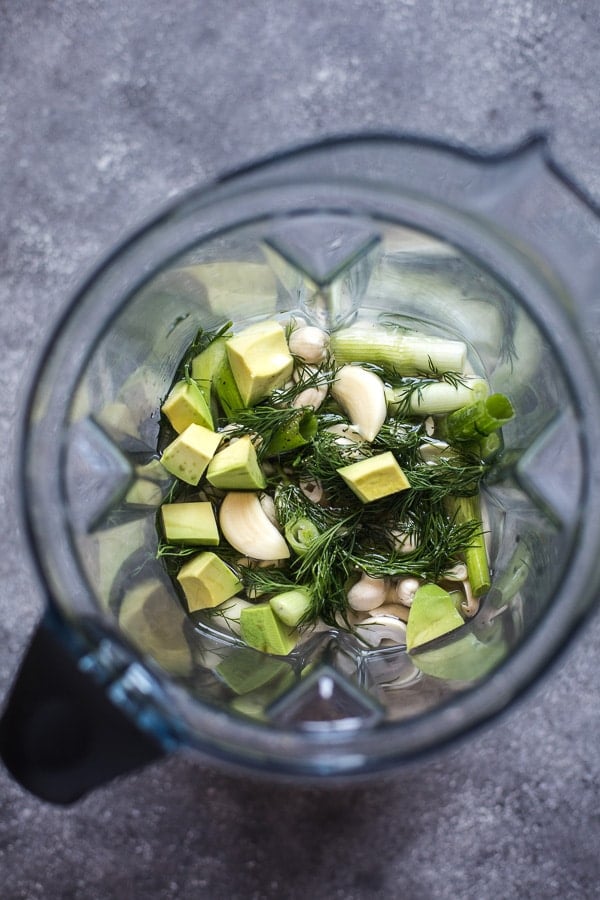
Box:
[447, 393, 515, 442]
[240, 602, 297, 655]
[330, 324, 467, 376]
[161, 378, 214, 433]
[215, 353, 246, 418]
[410, 629, 507, 681]
[161, 501, 219, 545]
[284, 517, 320, 557]
[226, 320, 294, 407]
[191, 336, 229, 411]
[161, 423, 222, 485]
[269, 588, 312, 627]
[337, 451, 411, 503]
[446, 495, 491, 597]
[406, 584, 465, 652]
[206, 435, 266, 490]
[264, 409, 318, 456]
[177, 551, 242, 611]
[216, 648, 292, 694]
[119, 580, 193, 676]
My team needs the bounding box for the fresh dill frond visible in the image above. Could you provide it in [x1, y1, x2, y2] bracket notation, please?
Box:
[156, 542, 199, 560]
[403, 456, 487, 500]
[240, 566, 298, 596]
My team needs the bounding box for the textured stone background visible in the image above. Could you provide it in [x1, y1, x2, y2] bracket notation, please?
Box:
[2, 1, 600, 898]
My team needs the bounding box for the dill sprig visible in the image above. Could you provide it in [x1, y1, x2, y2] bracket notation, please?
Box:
[403, 457, 487, 500]
[294, 511, 362, 625]
[240, 566, 298, 597]
[350, 512, 483, 582]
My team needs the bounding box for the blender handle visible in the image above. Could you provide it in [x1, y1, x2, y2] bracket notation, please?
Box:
[0, 614, 165, 804]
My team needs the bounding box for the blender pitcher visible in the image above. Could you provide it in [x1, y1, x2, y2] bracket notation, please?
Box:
[3, 134, 600, 804]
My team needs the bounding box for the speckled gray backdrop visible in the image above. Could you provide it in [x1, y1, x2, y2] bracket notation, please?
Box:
[1, 2, 600, 898]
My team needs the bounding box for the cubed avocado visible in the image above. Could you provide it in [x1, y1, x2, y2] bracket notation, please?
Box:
[161, 379, 214, 433]
[160, 423, 222, 485]
[161, 501, 219, 545]
[226, 320, 294, 407]
[206, 435, 266, 490]
[191, 336, 228, 409]
[406, 584, 465, 652]
[337, 451, 410, 503]
[118, 580, 193, 676]
[240, 603, 297, 655]
[177, 552, 242, 611]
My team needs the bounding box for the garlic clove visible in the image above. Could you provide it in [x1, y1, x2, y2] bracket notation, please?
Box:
[370, 602, 410, 623]
[355, 615, 407, 647]
[330, 366, 387, 442]
[347, 573, 388, 611]
[292, 386, 328, 410]
[220, 491, 290, 560]
[393, 577, 421, 606]
[288, 325, 329, 364]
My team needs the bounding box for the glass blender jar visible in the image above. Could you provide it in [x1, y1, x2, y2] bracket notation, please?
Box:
[2, 134, 600, 803]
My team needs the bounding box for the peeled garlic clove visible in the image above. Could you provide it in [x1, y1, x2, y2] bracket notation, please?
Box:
[292, 386, 328, 410]
[288, 326, 329, 363]
[299, 477, 324, 504]
[220, 491, 290, 560]
[418, 440, 450, 465]
[390, 529, 418, 554]
[331, 366, 387, 441]
[355, 615, 407, 647]
[393, 577, 421, 606]
[347, 573, 388, 611]
[443, 563, 468, 582]
[259, 492, 281, 530]
[370, 602, 410, 623]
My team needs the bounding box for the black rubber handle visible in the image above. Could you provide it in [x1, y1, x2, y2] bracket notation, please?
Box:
[0, 615, 165, 804]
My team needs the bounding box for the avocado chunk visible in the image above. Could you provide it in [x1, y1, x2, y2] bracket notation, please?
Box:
[406, 584, 465, 652]
[118, 580, 193, 676]
[216, 648, 293, 694]
[161, 379, 214, 433]
[226, 320, 294, 407]
[161, 501, 219, 545]
[160, 423, 222, 485]
[240, 603, 297, 655]
[337, 451, 411, 503]
[191, 338, 246, 417]
[177, 551, 242, 611]
[191, 336, 228, 409]
[206, 435, 266, 490]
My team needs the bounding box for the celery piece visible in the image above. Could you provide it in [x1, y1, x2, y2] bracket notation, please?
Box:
[330, 324, 467, 376]
[389, 378, 488, 416]
[447, 393, 514, 442]
[446, 495, 491, 597]
[285, 517, 320, 556]
[269, 588, 312, 627]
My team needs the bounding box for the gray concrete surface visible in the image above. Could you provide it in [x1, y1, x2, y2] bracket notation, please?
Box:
[2, 1, 600, 897]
